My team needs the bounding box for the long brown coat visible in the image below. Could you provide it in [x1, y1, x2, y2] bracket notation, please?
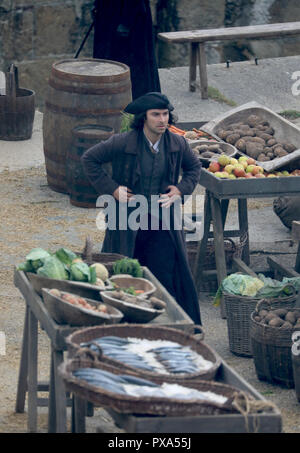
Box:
[81, 128, 202, 323]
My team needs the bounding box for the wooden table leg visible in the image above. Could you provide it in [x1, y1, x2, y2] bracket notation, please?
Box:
[238, 198, 250, 264]
[48, 352, 56, 433]
[15, 305, 29, 413]
[27, 307, 38, 432]
[198, 42, 208, 99]
[72, 395, 86, 433]
[210, 195, 228, 319]
[189, 43, 199, 92]
[194, 191, 212, 291]
[52, 348, 67, 433]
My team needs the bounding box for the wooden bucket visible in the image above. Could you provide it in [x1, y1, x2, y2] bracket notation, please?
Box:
[43, 58, 132, 193]
[67, 124, 114, 208]
[0, 64, 35, 140]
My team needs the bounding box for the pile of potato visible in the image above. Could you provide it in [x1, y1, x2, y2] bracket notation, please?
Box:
[193, 142, 229, 159]
[216, 114, 297, 162]
[253, 307, 300, 329]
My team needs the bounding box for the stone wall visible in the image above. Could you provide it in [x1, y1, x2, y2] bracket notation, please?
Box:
[1, 0, 300, 109]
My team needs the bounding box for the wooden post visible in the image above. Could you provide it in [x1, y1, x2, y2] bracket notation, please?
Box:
[238, 199, 250, 264]
[15, 306, 29, 413]
[198, 43, 208, 99]
[189, 43, 199, 92]
[210, 195, 227, 318]
[27, 308, 38, 432]
[193, 191, 212, 291]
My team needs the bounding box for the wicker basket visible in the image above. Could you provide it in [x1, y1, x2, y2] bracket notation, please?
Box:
[250, 300, 299, 388]
[58, 353, 246, 417]
[65, 323, 222, 383]
[224, 285, 297, 358]
[186, 238, 238, 271]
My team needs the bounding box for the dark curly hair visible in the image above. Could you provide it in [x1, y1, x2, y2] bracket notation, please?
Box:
[130, 110, 178, 130]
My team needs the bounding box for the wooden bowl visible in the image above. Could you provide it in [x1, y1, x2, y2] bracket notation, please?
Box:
[42, 288, 123, 326]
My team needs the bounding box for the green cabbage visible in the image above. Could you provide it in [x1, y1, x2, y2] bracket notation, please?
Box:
[55, 248, 79, 266]
[25, 248, 52, 272]
[69, 261, 96, 283]
[213, 273, 265, 306]
[37, 255, 69, 280]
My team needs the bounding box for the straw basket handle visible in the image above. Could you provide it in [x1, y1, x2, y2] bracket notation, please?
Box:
[255, 299, 271, 313]
[193, 324, 205, 341]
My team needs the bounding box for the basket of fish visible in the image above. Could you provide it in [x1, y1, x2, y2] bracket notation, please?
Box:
[65, 324, 222, 382]
[58, 354, 246, 417]
[41, 288, 124, 326]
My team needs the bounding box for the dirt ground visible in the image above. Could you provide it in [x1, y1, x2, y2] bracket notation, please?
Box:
[1, 164, 300, 434]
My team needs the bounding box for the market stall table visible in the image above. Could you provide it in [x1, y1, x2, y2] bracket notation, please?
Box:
[70, 357, 282, 433]
[13, 266, 194, 433]
[194, 171, 300, 317]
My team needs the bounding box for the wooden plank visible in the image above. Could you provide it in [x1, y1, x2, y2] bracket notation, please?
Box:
[232, 257, 258, 278]
[198, 42, 208, 99]
[52, 348, 67, 433]
[15, 305, 29, 413]
[158, 21, 300, 43]
[194, 191, 212, 291]
[267, 256, 300, 278]
[27, 307, 38, 433]
[210, 195, 228, 318]
[238, 198, 250, 264]
[189, 43, 198, 92]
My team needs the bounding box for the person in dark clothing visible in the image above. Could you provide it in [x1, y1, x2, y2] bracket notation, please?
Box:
[93, 0, 161, 99]
[81, 92, 202, 324]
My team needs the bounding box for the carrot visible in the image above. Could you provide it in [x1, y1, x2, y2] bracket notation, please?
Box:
[135, 290, 145, 294]
[168, 125, 185, 135]
[192, 128, 210, 136]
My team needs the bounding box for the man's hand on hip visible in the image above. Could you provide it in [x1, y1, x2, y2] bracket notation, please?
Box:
[158, 185, 181, 208]
[113, 186, 135, 202]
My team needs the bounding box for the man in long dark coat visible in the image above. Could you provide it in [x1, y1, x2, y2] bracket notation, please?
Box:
[93, 0, 161, 99]
[81, 92, 202, 324]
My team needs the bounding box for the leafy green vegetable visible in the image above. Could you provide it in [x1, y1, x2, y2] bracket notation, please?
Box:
[69, 261, 91, 282]
[88, 265, 97, 284]
[25, 248, 51, 271]
[255, 273, 295, 298]
[214, 273, 264, 306]
[17, 261, 34, 272]
[37, 255, 69, 280]
[55, 248, 78, 266]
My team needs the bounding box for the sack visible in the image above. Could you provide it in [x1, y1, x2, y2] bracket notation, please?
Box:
[273, 196, 300, 229]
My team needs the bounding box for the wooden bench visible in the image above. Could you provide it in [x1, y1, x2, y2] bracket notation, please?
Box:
[158, 21, 300, 99]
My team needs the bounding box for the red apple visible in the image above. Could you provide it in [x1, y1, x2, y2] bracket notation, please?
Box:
[209, 161, 221, 173]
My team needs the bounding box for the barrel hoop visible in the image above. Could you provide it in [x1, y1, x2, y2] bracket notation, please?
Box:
[48, 77, 131, 95]
[44, 101, 124, 116]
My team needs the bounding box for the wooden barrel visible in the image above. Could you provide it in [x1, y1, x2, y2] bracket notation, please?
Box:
[43, 58, 132, 193]
[67, 124, 114, 208]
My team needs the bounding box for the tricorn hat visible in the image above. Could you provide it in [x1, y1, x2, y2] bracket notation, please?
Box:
[124, 92, 174, 114]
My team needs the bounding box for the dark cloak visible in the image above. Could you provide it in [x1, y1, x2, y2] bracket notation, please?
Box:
[93, 0, 161, 99]
[81, 129, 202, 324]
